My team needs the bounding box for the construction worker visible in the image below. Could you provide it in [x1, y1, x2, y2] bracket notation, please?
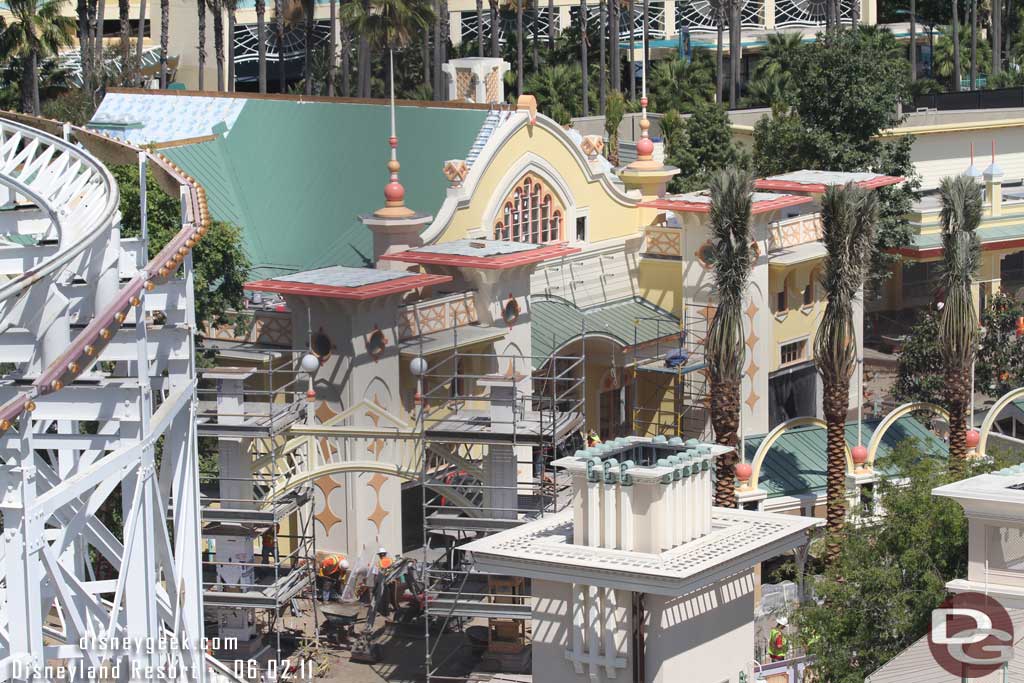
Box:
[318, 553, 347, 602]
[768, 616, 790, 662]
[261, 524, 279, 564]
[587, 430, 602, 448]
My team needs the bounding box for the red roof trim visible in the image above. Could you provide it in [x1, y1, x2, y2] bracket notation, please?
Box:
[754, 175, 904, 193]
[641, 194, 813, 215]
[244, 272, 453, 300]
[891, 236, 1024, 259]
[379, 243, 582, 270]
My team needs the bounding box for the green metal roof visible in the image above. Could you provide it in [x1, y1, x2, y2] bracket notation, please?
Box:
[742, 416, 948, 499]
[162, 99, 488, 278]
[909, 222, 1024, 251]
[531, 296, 680, 359]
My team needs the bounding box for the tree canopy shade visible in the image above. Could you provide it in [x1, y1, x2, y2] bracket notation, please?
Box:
[752, 26, 918, 295]
[663, 103, 749, 194]
[111, 164, 250, 328]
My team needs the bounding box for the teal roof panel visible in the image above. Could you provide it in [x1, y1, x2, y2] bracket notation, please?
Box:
[531, 296, 680, 359]
[742, 415, 948, 499]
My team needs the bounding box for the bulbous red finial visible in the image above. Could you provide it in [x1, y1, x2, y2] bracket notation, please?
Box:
[636, 137, 655, 158]
[851, 445, 869, 465]
[384, 180, 406, 203]
[735, 462, 752, 482]
[966, 429, 981, 448]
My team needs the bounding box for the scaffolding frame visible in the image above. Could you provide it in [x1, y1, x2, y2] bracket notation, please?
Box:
[195, 343, 323, 671]
[415, 338, 587, 683]
[630, 303, 713, 441]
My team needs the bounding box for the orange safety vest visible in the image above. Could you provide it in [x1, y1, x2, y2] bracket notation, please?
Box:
[377, 556, 393, 570]
[319, 554, 345, 576]
[262, 529, 275, 548]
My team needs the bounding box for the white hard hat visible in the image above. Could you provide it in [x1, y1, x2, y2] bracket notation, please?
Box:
[378, 547, 387, 555]
[777, 616, 789, 627]
[340, 559, 350, 570]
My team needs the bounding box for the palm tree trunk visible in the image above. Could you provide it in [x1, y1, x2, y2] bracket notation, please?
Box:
[198, 0, 207, 89]
[119, 0, 130, 79]
[257, 0, 267, 92]
[303, 0, 313, 95]
[580, 0, 588, 114]
[517, 0, 524, 94]
[477, 0, 484, 55]
[823, 379, 849, 564]
[489, 0, 500, 58]
[79, 0, 91, 88]
[228, 6, 236, 91]
[532, 5, 540, 70]
[715, 10, 724, 103]
[641, 0, 648, 87]
[213, 1, 225, 91]
[342, 28, 351, 95]
[21, 49, 37, 114]
[627, 0, 634, 99]
[610, 0, 618, 93]
[710, 378, 739, 508]
[422, 31, 430, 94]
[160, 0, 169, 87]
[327, 0, 336, 95]
[946, 366, 970, 476]
[276, 0, 286, 91]
[598, 0, 606, 113]
[729, 1, 739, 107]
[969, 0, 977, 90]
[95, 0, 106, 77]
[910, 0, 916, 81]
[993, 0, 1001, 75]
[952, 0, 961, 91]
[136, 0, 147, 70]
[548, 0, 555, 52]
[1006, 0, 1013, 71]
[434, 0, 443, 98]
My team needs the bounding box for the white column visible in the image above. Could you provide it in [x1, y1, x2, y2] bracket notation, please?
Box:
[663, 0, 676, 37]
[559, 4, 571, 32]
[449, 11, 463, 46]
[764, 0, 776, 29]
[619, 480, 634, 551]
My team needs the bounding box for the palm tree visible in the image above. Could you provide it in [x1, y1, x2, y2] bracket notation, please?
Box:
[341, 0, 435, 91]
[518, 0, 526, 94]
[302, 0, 313, 94]
[197, 0, 207, 89]
[226, 0, 237, 91]
[1, 0, 75, 114]
[648, 54, 714, 112]
[254, 0, 267, 92]
[933, 24, 991, 88]
[209, 0, 225, 90]
[729, 0, 740, 107]
[742, 69, 792, 109]
[488, 0, 499, 57]
[135, 0, 146, 72]
[476, 0, 484, 55]
[814, 183, 877, 562]
[969, 0, 977, 89]
[160, 0, 170, 86]
[274, 0, 286, 91]
[755, 31, 802, 79]
[579, 0, 587, 113]
[328, 0, 336, 95]
[706, 168, 755, 508]
[605, 89, 625, 164]
[627, 0, 635, 99]
[78, 0, 90, 87]
[992, 0, 1001, 75]
[952, 0, 961, 90]
[548, 0, 554, 53]
[910, 0, 917, 80]
[609, 0, 618, 92]
[937, 175, 982, 476]
[598, 0, 606, 112]
[715, 4, 724, 103]
[118, 0, 130, 76]
[525, 62, 584, 115]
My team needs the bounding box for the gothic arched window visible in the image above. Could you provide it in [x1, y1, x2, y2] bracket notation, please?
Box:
[493, 173, 565, 244]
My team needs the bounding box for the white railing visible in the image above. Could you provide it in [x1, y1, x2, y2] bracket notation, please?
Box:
[398, 290, 479, 340]
[643, 225, 682, 258]
[768, 213, 823, 251]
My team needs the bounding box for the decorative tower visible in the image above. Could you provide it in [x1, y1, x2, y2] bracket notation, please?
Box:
[363, 50, 434, 269]
[618, 43, 679, 201]
[984, 141, 1004, 217]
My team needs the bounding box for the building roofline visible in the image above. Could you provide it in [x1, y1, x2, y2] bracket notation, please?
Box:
[244, 272, 453, 300]
[105, 87, 493, 111]
[642, 194, 812, 215]
[380, 243, 581, 269]
[755, 175, 904, 193]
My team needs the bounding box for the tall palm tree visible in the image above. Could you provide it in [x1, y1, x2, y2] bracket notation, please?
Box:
[226, 0, 237, 91]
[628, 0, 635, 99]
[517, 0, 525, 94]
[489, 0, 499, 57]
[275, 0, 286, 91]
[729, 0, 740, 107]
[579, 0, 588, 113]
[1, 0, 75, 113]
[118, 0, 130, 76]
[992, 0, 1001, 75]
[910, 0, 917, 80]
[814, 183, 877, 562]
[160, 0, 170, 86]
[706, 168, 755, 509]
[598, 0, 606, 112]
[135, 0, 146, 72]
[715, 4, 724, 103]
[302, 0, 313, 94]
[476, 0, 484, 55]
[609, 0, 618, 92]
[93, 0, 105, 79]
[328, 0, 336, 94]
[78, 0, 90, 87]
[197, 0, 207, 89]
[548, 0, 554, 53]
[937, 175, 982, 476]
[648, 54, 714, 111]
[254, 0, 267, 91]
[209, 0, 225, 90]
[342, 0, 435, 90]
[969, 0, 977, 89]
[952, 0, 961, 90]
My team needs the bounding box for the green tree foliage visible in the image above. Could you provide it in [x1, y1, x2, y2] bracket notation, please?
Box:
[973, 292, 1024, 397]
[796, 440, 992, 683]
[0, 0, 76, 114]
[110, 164, 250, 327]
[666, 102, 748, 194]
[932, 24, 992, 87]
[604, 90, 626, 166]
[647, 53, 715, 114]
[752, 27, 919, 295]
[743, 31, 803, 109]
[892, 311, 947, 405]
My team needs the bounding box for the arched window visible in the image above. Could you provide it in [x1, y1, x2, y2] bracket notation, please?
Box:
[493, 173, 565, 243]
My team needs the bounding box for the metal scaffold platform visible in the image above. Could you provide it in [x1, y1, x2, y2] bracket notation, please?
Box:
[413, 347, 586, 682]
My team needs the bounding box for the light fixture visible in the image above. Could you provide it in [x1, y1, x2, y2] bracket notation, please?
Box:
[409, 357, 428, 377]
[300, 353, 320, 374]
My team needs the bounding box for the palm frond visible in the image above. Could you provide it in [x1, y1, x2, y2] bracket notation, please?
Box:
[937, 174, 983, 368]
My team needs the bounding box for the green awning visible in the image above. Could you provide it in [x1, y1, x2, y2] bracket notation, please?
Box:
[531, 296, 680, 360]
